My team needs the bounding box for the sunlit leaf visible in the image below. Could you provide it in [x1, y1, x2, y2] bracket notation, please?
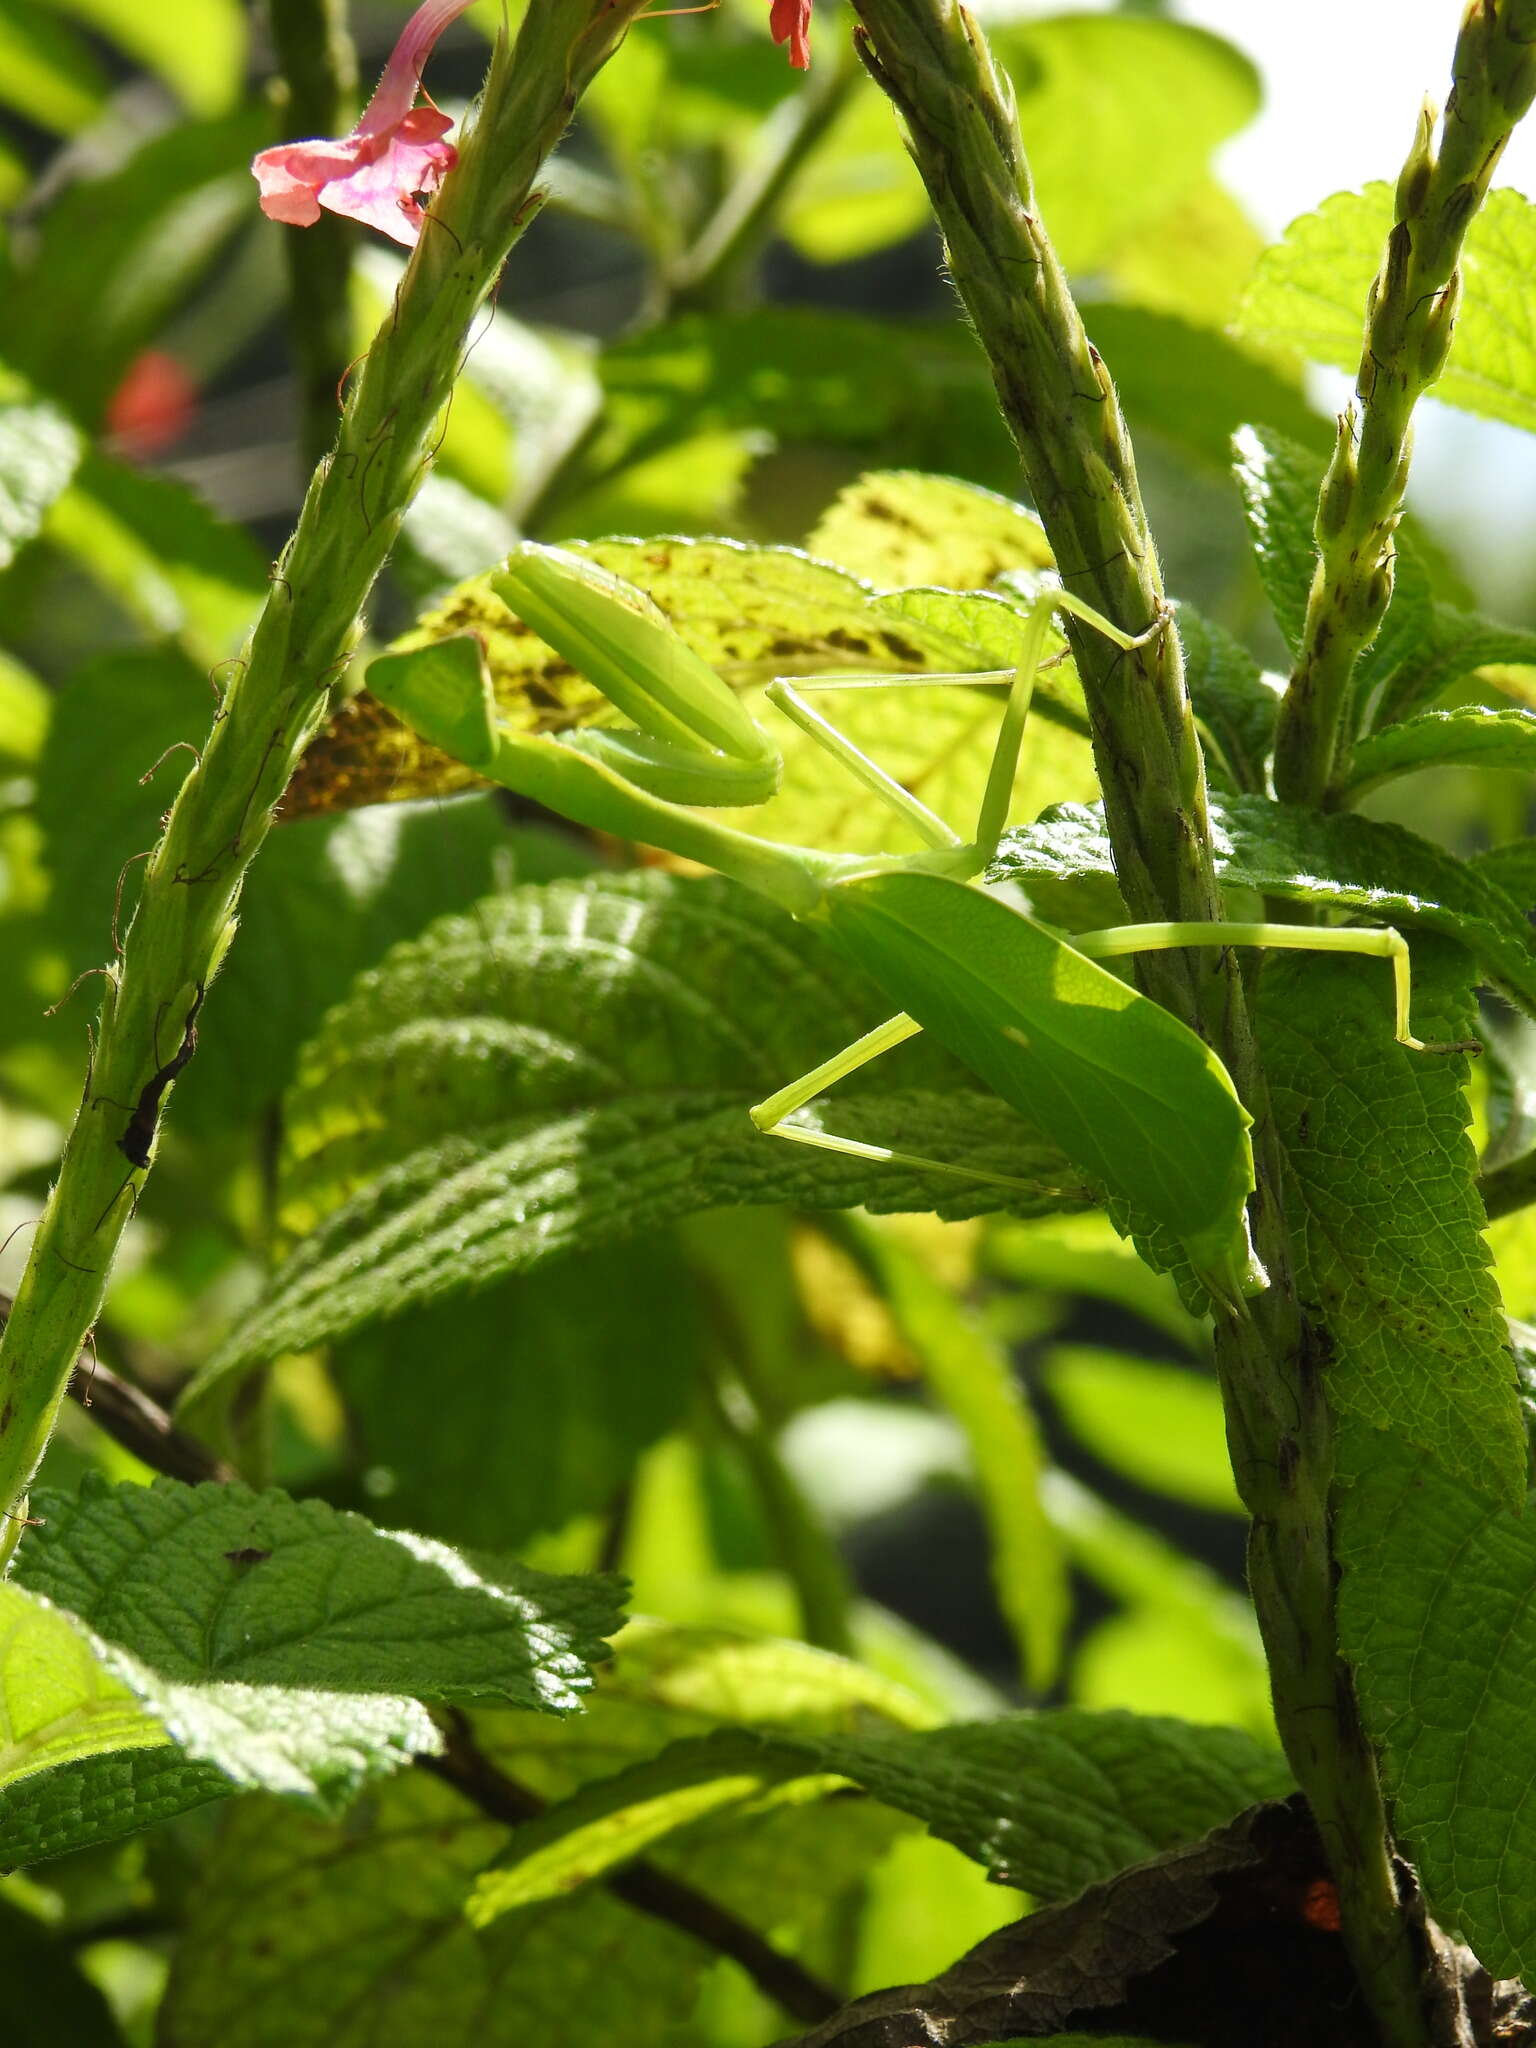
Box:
[1237, 184, 1536, 436]
[191, 872, 1088, 1393]
[54, 0, 245, 115]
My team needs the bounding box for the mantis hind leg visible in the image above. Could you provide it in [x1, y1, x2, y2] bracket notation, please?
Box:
[749, 1011, 1068, 1197]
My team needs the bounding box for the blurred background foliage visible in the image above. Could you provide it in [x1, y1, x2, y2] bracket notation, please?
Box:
[1, 0, 1534, 2038]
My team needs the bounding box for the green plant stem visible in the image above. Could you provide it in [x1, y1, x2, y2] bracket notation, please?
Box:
[0, 0, 652, 1529]
[846, 2, 1432, 2040]
[667, 39, 861, 314]
[266, 0, 359, 474]
[1273, 0, 1536, 808]
[704, 1360, 855, 1658]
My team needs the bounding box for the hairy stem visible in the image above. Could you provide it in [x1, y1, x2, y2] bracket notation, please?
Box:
[0, 0, 651, 1527]
[846, 1, 1432, 2038]
[423, 1709, 841, 2023]
[1273, 0, 1536, 807]
[266, 0, 358, 474]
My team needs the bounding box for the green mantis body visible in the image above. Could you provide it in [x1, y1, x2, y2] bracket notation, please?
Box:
[367, 540, 1470, 1310]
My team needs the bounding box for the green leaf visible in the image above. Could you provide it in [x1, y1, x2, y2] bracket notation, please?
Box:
[0, 1572, 431, 1839]
[54, 0, 245, 115]
[9, 110, 263, 425]
[992, 794, 1536, 1016]
[849, 1220, 1068, 1691]
[1346, 706, 1536, 794]
[335, 1236, 703, 1552]
[158, 1777, 714, 2048]
[0, 392, 82, 570]
[1367, 602, 1536, 731]
[993, 18, 1258, 276]
[1335, 1425, 1536, 1978]
[1254, 937, 1523, 1504]
[158, 1618, 929, 2047]
[0, 0, 106, 134]
[1082, 305, 1323, 474]
[0, 1744, 235, 1870]
[43, 455, 265, 663]
[17, 1474, 624, 1713]
[194, 872, 1087, 1392]
[804, 471, 1051, 590]
[0, 1581, 167, 1793]
[1231, 422, 1322, 655]
[551, 310, 1020, 532]
[1042, 1350, 1241, 1514]
[471, 1707, 1291, 1924]
[1237, 184, 1536, 436]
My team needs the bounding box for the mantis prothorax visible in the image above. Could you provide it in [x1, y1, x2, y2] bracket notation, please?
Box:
[367, 541, 1477, 1309]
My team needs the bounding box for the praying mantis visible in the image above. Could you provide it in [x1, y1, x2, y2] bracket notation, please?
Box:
[365, 541, 1470, 1312]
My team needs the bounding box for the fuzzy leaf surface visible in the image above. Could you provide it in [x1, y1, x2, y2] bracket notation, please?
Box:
[471, 1710, 1291, 1925]
[0, 1575, 431, 1832]
[1256, 938, 1521, 1500]
[16, 1475, 624, 1713]
[157, 1623, 934, 2048]
[1337, 1428, 1536, 1979]
[1347, 706, 1536, 792]
[198, 873, 1086, 1387]
[1236, 184, 1536, 435]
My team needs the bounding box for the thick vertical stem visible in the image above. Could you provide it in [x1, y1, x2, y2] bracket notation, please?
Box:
[1273, 0, 1536, 807]
[846, 1, 1431, 2039]
[266, 0, 359, 474]
[0, 0, 652, 1525]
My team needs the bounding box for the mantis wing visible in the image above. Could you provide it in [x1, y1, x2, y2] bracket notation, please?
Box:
[823, 869, 1260, 1299]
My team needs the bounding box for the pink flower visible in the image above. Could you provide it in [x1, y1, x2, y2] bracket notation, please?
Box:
[252, 0, 472, 247]
[770, 0, 812, 68]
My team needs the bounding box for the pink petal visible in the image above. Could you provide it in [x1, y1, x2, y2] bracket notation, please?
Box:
[358, 0, 476, 136]
[252, 0, 469, 240]
[318, 134, 458, 246]
[769, 0, 812, 68]
[253, 135, 369, 224]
